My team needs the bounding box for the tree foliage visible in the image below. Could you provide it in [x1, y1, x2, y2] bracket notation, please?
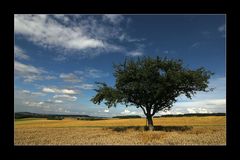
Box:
[91, 56, 213, 130]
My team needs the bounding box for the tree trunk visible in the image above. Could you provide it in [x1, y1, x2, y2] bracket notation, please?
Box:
[146, 115, 154, 131]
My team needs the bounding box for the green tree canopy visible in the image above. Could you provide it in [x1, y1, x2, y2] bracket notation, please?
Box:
[91, 56, 213, 130]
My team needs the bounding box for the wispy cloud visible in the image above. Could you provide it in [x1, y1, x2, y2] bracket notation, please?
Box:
[218, 24, 226, 38]
[24, 101, 47, 108]
[59, 73, 82, 83]
[14, 14, 105, 51]
[119, 33, 145, 42]
[53, 55, 67, 61]
[21, 89, 46, 96]
[14, 60, 45, 82]
[127, 50, 144, 57]
[14, 45, 30, 60]
[53, 94, 77, 101]
[172, 98, 226, 114]
[14, 14, 145, 58]
[15, 88, 79, 114]
[75, 68, 109, 78]
[42, 87, 78, 95]
[218, 24, 226, 32]
[169, 76, 226, 114]
[75, 83, 95, 90]
[14, 60, 57, 82]
[102, 14, 124, 24]
[191, 42, 200, 48]
[87, 68, 109, 78]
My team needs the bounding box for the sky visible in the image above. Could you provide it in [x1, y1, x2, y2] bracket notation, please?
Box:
[14, 14, 226, 117]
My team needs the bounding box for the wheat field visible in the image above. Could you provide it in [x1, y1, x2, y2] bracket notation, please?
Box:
[14, 116, 226, 145]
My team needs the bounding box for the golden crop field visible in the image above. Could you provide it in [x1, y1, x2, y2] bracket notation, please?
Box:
[14, 116, 226, 145]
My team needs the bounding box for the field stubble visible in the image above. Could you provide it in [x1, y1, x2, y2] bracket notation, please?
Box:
[14, 116, 226, 145]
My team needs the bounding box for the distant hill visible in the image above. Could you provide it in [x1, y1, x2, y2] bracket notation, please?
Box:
[112, 115, 142, 119]
[15, 112, 225, 119]
[154, 113, 226, 118]
[15, 112, 92, 119]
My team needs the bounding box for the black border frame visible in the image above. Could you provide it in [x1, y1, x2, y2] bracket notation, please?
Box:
[1, 0, 239, 159]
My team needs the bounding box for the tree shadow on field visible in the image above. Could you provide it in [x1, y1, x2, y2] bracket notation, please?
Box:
[106, 125, 193, 132]
[106, 126, 143, 132]
[153, 126, 193, 132]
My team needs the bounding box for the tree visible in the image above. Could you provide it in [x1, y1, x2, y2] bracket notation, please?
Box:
[91, 56, 213, 130]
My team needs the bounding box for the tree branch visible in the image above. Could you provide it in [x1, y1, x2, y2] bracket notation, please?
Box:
[139, 105, 147, 115]
[151, 105, 159, 116]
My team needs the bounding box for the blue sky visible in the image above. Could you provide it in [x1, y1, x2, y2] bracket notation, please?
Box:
[14, 14, 226, 117]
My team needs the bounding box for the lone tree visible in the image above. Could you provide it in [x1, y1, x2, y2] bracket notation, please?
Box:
[91, 56, 213, 130]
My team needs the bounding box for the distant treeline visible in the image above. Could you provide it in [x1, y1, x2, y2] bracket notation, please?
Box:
[15, 112, 91, 119]
[112, 115, 142, 119]
[15, 112, 225, 120]
[154, 113, 226, 118]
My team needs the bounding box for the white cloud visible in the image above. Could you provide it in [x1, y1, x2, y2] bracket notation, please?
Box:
[14, 45, 30, 60]
[15, 60, 43, 75]
[205, 99, 226, 106]
[21, 89, 46, 96]
[121, 109, 130, 114]
[173, 98, 226, 114]
[198, 107, 212, 113]
[14, 60, 45, 82]
[56, 107, 71, 113]
[54, 100, 63, 103]
[103, 14, 124, 24]
[14, 14, 129, 58]
[170, 76, 226, 114]
[14, 14, 105, 51]
[60, 73, 82, 83]
[15, 88, 79, 114]
[158, 110, 184, 115]
[14, 61, 55, 82]
[31, 92, 46, 96]
[14, 14, 145, 59]
[186, 108, 196, 113]
[25, 101, 45, 108]
[86, 68, 109, 78]
[42, 87, 55, 93]
[127, 50, 144, 57]
[104, 109, 109, 113]
[75, 84, 94, 90]
[218, 24, 226, 32]
[175, 98, 226, 108]
[120, 109, 139, 115]
[22, 90, 30, 94]
[74, 68, 109, 79]
[218, 24, 226, 38]
[187, 107, 212, 114]
[42, 87, 78, 95]
[52, 14, 70, 23]
[53, 94, 77, 101]
[119, 33, 144, 42]
[62, 89, 77, 94]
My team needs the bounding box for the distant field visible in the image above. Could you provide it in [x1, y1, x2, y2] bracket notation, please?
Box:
[14, 116, 226, 145]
